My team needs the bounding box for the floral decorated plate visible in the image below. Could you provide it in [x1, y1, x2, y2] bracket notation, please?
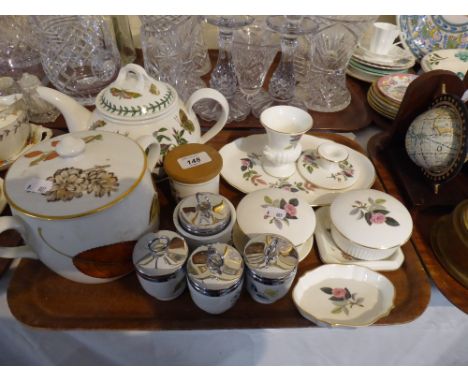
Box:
[421, 49, 468, 80]
[0, 124, 53, 171]
[292, 264, 395, 327]
[297, 146, 359, 190]
[0, 178, 6, 214]
[397, 15, 468, 60]
[219, 134, 376, 206]
[376, 73, 418, 104]
[314, 207, 404, 271]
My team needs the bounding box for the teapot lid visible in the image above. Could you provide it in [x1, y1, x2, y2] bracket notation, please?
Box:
[4, 131, 148, 219]
[95, 64, 177, 121]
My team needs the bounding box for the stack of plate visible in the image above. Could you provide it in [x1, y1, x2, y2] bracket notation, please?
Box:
[367, 73, 418, 120]
[347, 30, 416, 83]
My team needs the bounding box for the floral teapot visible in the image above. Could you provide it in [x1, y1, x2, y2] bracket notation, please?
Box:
[36, 64, 229, 169]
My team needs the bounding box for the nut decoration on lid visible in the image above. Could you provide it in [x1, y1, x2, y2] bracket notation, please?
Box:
[178, 193, 231, 236]
[187, 243, 244, 291]
[133, 231, 188, 278]
[244, 234, 299, 279]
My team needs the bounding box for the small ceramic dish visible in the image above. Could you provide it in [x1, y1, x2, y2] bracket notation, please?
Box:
[315, 206, 404, 271]
[0, 178, 6, 214]
[187, 242, 244, 315]
[292, 264, 395, 327]
[0, 124, 53, 171]
[173, 192, 236, 250]
[330, 189, 413, 261]
[133, 230, 189, 301]
[219, 134, 376, 206]
[421, 49, 468, 80]
[233, 188, 316, 262]
[297, 143, 359, 190]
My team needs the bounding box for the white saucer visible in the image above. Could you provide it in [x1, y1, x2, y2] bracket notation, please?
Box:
[219, 134, 376, 206]
[297, 147, 359, 190]
[421, 49, 468, 80]
[0, 124, 53, 171]
[0, 178, 6, 214]
[314, 206, 404, 271]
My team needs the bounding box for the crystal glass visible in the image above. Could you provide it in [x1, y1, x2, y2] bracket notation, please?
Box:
[301, 15, 376, 112]
[140, 16, 205, 102]
[232, 24, 278, 118]
[32, 16, 120, 106]
[195, 16, 254, 123]
[111, 16, 136, 65]
[0, 16, 45, 82]
[192, 17, 211, 76]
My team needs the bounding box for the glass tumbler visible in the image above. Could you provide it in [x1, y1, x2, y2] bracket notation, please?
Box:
[32, 16, 121, 106]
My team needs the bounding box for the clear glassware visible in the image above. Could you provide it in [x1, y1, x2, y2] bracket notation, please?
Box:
[140, 16, 205, 102]
[195, 16, 254, 123]
[0, 16, 46, 82]
[231, 24, 278, 118]
[32, 16, 121, 106]
[300, 15, 377, 112]
[111, 16, 136, 65]
[192, 17, 211, 76]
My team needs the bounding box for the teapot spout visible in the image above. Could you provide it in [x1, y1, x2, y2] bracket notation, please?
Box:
[36, 87, 92, 133]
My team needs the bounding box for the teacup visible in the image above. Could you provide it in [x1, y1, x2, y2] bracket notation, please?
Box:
[0, 94, 30, 161]
[368, 22, 400, 55]
[260, 106, 313, 178]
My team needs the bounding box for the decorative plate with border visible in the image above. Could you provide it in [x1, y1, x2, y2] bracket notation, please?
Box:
[292, 264, 395, 327]
[421, 49, 468, 80]
[219, 134, 376, 206]
[397, 15, 468, 60]
[376, 73, 418, 104]
[314, 207, 404, 271]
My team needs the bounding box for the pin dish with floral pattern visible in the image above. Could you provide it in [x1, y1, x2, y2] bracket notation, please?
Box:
[293, 264, 395, 327]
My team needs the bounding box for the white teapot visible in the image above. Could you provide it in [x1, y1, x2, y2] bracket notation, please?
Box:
[37, 64, 229, 168]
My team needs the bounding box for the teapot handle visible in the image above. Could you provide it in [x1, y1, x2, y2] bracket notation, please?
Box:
[185, 88, 229, 144]
[0, 216, 38, 260]
[113, 64, 151, 93]
[136, 135, 161, 172]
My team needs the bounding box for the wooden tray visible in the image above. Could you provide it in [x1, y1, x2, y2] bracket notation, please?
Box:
[41, 50, 374, 133]
[5, 131, 430, 329]
[368, 132, 468, 314]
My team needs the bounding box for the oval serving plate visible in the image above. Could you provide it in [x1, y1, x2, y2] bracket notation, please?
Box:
[292, 264, 395, 327]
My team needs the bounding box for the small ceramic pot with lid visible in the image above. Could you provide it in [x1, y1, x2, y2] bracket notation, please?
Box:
[187, 243, 244, 314]
[233, 188, 316, 261]
[133, 230, 189, 301]
[163, 143, 223, 201]
[330, 189, 413, 260]
[243, 234, 299, 304]
[173, 192, 236, 249]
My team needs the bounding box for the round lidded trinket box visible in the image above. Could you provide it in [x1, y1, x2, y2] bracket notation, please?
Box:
[233, 188, 316, 261]
[163, 143, 223, 201]
[330, 189, 413, 260]
[243, 234, 299, 304]
[173, 192, 236, 249]
[187, 242, 244, 314]
[133, 230, 189, 301]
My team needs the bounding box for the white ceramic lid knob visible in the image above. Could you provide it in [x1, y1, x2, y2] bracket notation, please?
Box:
[56, 135, 86, 158]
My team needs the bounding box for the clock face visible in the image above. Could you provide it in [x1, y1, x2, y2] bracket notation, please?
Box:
[405, 94, 468, 184]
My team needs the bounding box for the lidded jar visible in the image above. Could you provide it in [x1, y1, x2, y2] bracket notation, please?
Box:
[243, 234, 299, 304]
[187, 243, 244, 314]
[163, 143, 223, 201]
[133, 230, 188, 301]
[173, 192, 236, 249]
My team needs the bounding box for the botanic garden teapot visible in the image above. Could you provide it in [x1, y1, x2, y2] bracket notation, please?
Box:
[36, 64, 229, 168]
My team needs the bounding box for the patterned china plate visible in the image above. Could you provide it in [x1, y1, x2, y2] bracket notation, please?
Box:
[397, 15, 468, 60]
[219, 134, 376, 206]
[346, 66, 380, 83]
[314, 207, 404, 271]
[0, 178, 6, 214]
[421, 49, 468, 80]
[348, 58, 409, 76]
[0, 125, 53, 171]
[376, 73, 418, 104]
[292, 264, 396, 327]
[297, 147, 359, 190]
[368, 86, 400, 113]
